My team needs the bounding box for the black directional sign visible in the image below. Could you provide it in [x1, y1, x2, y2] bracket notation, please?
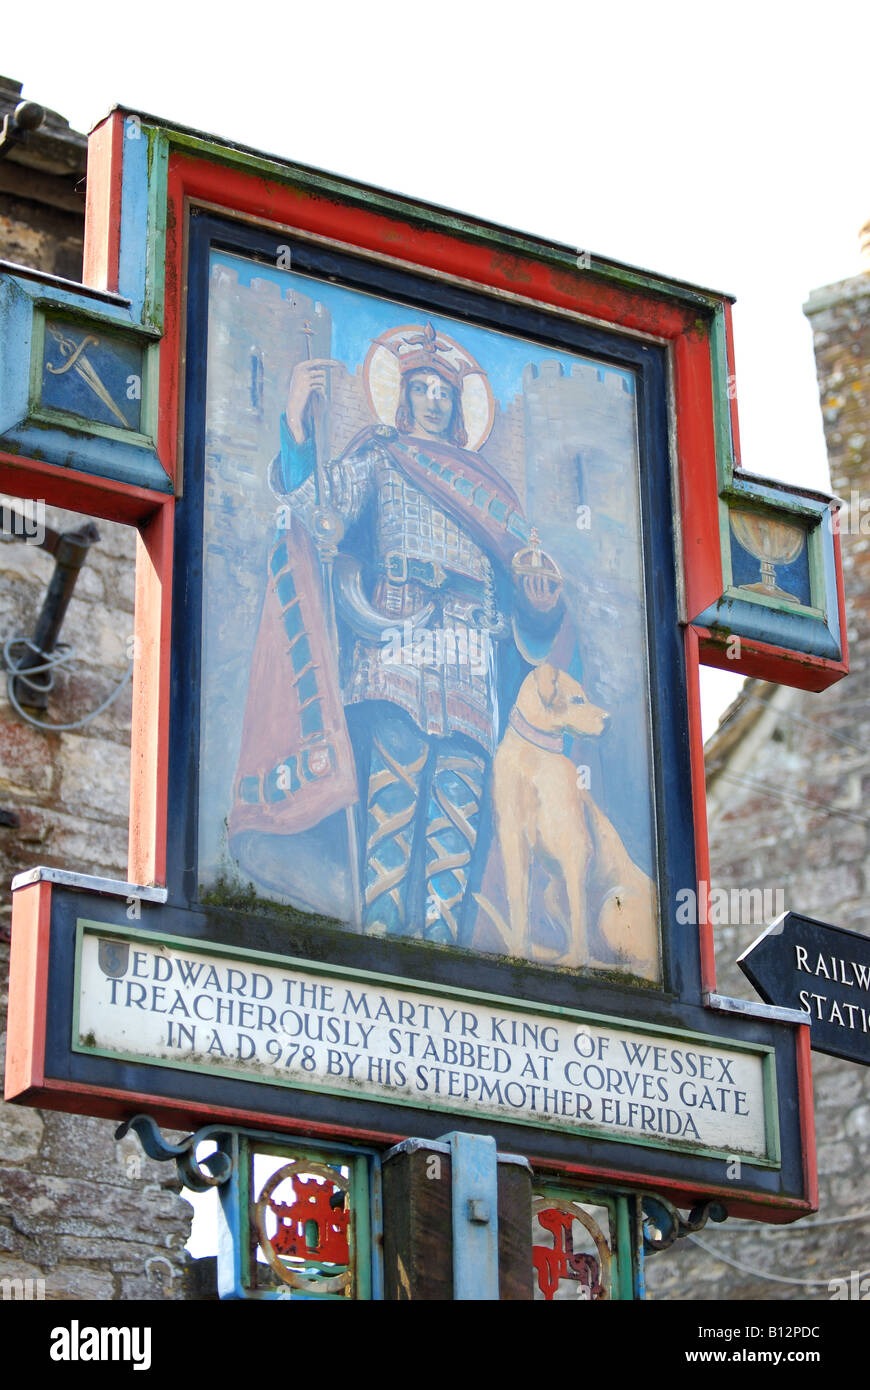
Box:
[739, 912, 870, 1065]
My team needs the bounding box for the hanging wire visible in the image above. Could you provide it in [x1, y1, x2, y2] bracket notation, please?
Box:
[716, 769, 870, 828]
[687, 1233, 870, 1290]
[758, 1209, 870, 1231]
[742, 693, 866, 755]
[3, 635, 132, 732]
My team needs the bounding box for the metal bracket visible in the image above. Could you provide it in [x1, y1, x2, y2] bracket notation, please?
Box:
[438, 1131, 500, 1300]
[114, 1114, 235, 1192]
[641, 1193, 727, 1254]
[11, 866, 167, 901]
[383, 1135, 531, 1171]
[704, 990, 809, 1027]
[3, 519, 99, 709]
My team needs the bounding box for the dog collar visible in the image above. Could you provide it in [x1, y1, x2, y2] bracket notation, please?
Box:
[508, 706, 565, 754]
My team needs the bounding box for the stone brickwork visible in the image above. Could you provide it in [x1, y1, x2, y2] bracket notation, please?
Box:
[645, 258, 870, 1300]
[0, 502, 195, 1299]
[0, 77, 86, 280]
[521, 358, 638, 532]
[0, 503, 134, 902]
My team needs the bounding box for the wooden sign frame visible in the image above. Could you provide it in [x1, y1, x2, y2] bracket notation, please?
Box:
[3, 106, 848, 1222]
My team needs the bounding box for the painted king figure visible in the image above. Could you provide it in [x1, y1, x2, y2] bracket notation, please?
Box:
[228, 321, 567, 945]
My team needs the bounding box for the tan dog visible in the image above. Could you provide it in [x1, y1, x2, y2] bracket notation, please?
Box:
[491, 664, 658, 979]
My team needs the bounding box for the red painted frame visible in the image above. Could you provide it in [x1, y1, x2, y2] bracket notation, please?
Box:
[146, 149, 719, 886]
[3, 117, 828, 1218]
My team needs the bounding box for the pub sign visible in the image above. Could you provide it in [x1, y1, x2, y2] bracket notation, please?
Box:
[2, 106, 849, 1222]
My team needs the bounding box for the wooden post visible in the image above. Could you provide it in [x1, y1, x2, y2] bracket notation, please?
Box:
[382, 1136, 533, 1300]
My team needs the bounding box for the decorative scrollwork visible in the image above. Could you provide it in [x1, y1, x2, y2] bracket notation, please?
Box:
[114, 1114, 234, 1192]
[641, 1194, 727, 1253]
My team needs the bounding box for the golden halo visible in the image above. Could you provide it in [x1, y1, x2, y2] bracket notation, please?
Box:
[363, 323, 495, 452]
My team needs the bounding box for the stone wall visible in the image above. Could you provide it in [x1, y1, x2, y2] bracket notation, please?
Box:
[0, 503, 195, 1299]
[645, 261, 870, 1300]
[0, 76, 86, 280]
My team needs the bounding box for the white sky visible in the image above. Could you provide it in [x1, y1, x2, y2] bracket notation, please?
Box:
[5, 0, 867, 734]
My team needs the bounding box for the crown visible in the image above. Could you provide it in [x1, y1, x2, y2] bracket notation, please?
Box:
[384, 321, 478, 392]
[364, 321, 495, 451]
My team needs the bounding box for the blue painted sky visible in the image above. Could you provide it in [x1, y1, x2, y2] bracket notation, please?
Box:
[213, 250, 635, 411]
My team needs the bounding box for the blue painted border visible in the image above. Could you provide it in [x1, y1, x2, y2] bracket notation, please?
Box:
[692, 593, 841, 660]
[701, 479, 843, 663]
[0, 273, 170, 494]
[118, 117, 149, 323]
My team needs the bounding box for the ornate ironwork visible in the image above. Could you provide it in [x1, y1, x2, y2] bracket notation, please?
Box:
[641, 1194, 727, 1253]
[114, 1114, 234, 1192]
[253, 1160, 352, 1297]
[532, 1196, 611, 1301]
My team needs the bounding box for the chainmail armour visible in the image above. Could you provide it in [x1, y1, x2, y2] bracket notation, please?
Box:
[283, 438, 504, 757]
[269, 430, 513, 941]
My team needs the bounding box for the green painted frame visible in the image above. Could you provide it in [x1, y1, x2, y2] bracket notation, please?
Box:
[26, 301, 160, 451]
[221, 1129, 377, 1300]
[72, 918, 782, 1170]
[531, 1178, 642, 1300]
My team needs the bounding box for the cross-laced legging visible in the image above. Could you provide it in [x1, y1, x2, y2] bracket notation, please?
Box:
[361, 709, 485, 942]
